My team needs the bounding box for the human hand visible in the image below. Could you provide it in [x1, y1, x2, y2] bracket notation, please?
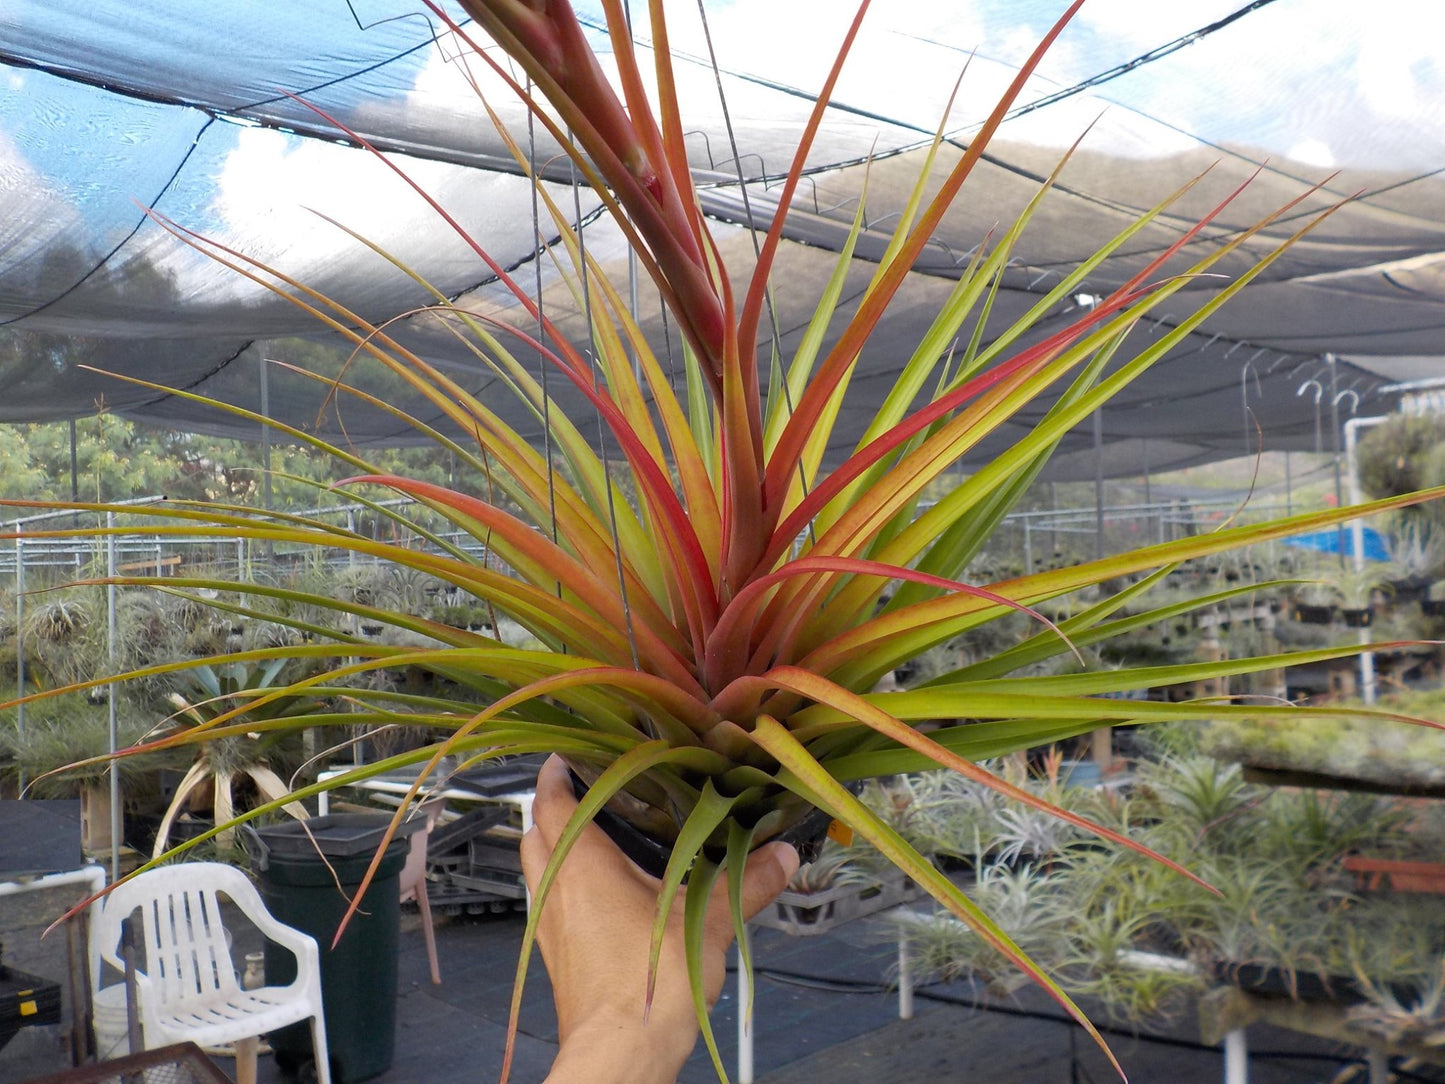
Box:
[520, 755, 799, 1084]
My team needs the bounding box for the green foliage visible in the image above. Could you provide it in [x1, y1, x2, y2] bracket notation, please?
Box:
[1202, 699, 1445, 794]
[0, 692, 157, 794]
[898, 753, 1439, 1025]
[1358, 415, 1445, 500]
[898, 861, 1066, 994]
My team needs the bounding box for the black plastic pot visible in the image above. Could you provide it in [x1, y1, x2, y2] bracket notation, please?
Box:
[1341, 606, 1373, 628]
[569, 771, 835, 880]
[1293, 603, 1335, 625]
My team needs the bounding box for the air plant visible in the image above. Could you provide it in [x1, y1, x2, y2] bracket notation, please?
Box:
[11, 0, 1445, 1079]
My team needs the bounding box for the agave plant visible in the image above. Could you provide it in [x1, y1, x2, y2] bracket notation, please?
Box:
[149, 658, 318, 857]
[11, 0, 1445, 1078]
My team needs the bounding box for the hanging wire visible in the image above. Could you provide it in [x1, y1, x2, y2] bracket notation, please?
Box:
[1000, 0, 1284, 122]
[692, 0, 785, 363]
[568, 132, 642, 673]
[693, 0, 824, 546]
[525, 76, 561, 554]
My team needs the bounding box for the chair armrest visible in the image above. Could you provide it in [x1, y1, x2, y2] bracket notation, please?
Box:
[235, 900, 316, 956]
[227, 891, 324, 992]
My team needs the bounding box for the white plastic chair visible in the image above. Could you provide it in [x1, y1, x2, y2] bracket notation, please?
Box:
[92, 862, 331, 1084]
[398, 793, 446, 985]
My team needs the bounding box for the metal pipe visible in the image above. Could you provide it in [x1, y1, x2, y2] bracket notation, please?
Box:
[1223, 1028, 1249, 1084]
[1093, 409, 1105, 560]
[106, 512, 119, 883]
[737, 934, 754, 1083]
[1345, 415, 1387, 705]
[14, 524, 24, 791]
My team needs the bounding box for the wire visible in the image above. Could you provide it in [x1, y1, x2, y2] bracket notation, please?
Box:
[1001, 0, 1285, 123]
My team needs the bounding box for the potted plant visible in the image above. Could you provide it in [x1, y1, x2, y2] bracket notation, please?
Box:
[1337, 564, 1393, 628]
[1292, 572, 1341, 625]
[749, 837, 918, 937]
[148, 659, 318, 857]
[11, 1, 1445, 1076]
[0, 692, 153, 852]
[892, 748, 1442, 1022]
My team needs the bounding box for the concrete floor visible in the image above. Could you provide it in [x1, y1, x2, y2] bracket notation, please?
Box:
[2, 889, 1399, 1084]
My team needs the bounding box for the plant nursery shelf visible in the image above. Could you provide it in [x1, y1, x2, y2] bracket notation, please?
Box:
[1200, 985, 1445, 1075]
[1241, 764, 1445, 799]
[749, 871, 922, 937]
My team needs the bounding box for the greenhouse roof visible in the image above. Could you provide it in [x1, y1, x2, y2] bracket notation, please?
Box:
[1, 0, 1442, 478]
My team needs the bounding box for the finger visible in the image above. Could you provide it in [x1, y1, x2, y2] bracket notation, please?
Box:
[519, 824, 550, 896]
[737, 841, 799, 922]
[704, 840, 799, 944]
[530, 754, 580, 845]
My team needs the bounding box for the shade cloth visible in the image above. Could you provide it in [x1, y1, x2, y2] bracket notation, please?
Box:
[0, 1, 1441, 478]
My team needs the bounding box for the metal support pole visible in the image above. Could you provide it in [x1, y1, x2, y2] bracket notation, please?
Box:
[1327, 354, 1345, 562]
[106, 512, 120, 884]
[1049, 482, 1058, 560]
[14, 526, 24, 791]
[69, 419, 79, 502]
[1093, 409, 1105, 560]
[259, 354, 273, 515]
[1022, 518, 1033, 577]
[1223, 1028, 1248, 1084]
[737, 933, 754, 1084]
[898, 933, 914, 1020]
[1345, 416, 1386, 705]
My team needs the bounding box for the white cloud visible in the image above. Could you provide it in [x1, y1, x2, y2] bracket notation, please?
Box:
[1288, 139, 1335, 168]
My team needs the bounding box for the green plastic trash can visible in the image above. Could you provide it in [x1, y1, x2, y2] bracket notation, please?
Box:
[248, 815, 422, 1084]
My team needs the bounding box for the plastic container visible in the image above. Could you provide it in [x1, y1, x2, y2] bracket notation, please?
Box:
[248, 815, 421, 1084]
[91, 983, 133, 1060]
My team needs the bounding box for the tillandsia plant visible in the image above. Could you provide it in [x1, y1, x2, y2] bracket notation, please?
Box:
[12, 0, 1445, 1078]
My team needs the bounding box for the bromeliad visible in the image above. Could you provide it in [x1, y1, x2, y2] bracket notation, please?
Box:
[13, 2, 1445, 1079]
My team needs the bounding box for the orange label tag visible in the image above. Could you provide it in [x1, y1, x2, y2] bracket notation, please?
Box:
[826, 820, 853, 847]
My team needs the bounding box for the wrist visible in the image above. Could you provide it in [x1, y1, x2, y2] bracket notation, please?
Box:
[545, 1013, 699, 1084]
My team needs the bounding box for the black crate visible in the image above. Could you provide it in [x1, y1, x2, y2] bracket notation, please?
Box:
[0, 962, 62, 1051]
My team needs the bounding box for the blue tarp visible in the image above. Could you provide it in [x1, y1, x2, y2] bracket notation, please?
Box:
[1284, 526, 1390, 562]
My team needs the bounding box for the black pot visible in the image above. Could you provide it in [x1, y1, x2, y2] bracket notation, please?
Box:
[1293, 603, 1335, 625]
[569, 771, 835, 880]
[1341, 607, 1373, 628]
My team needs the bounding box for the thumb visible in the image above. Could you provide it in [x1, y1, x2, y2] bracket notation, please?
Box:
[735, 841, 800, 922]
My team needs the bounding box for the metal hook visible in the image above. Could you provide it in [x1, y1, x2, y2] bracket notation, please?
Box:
[1241, 360, 1263, 400]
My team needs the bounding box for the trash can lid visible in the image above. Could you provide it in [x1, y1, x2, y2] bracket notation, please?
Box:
[251, 813, 425, 857]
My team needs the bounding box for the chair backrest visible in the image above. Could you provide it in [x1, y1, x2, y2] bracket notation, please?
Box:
[94, 863, 253, 1008]
[398, 794, 445, 903]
